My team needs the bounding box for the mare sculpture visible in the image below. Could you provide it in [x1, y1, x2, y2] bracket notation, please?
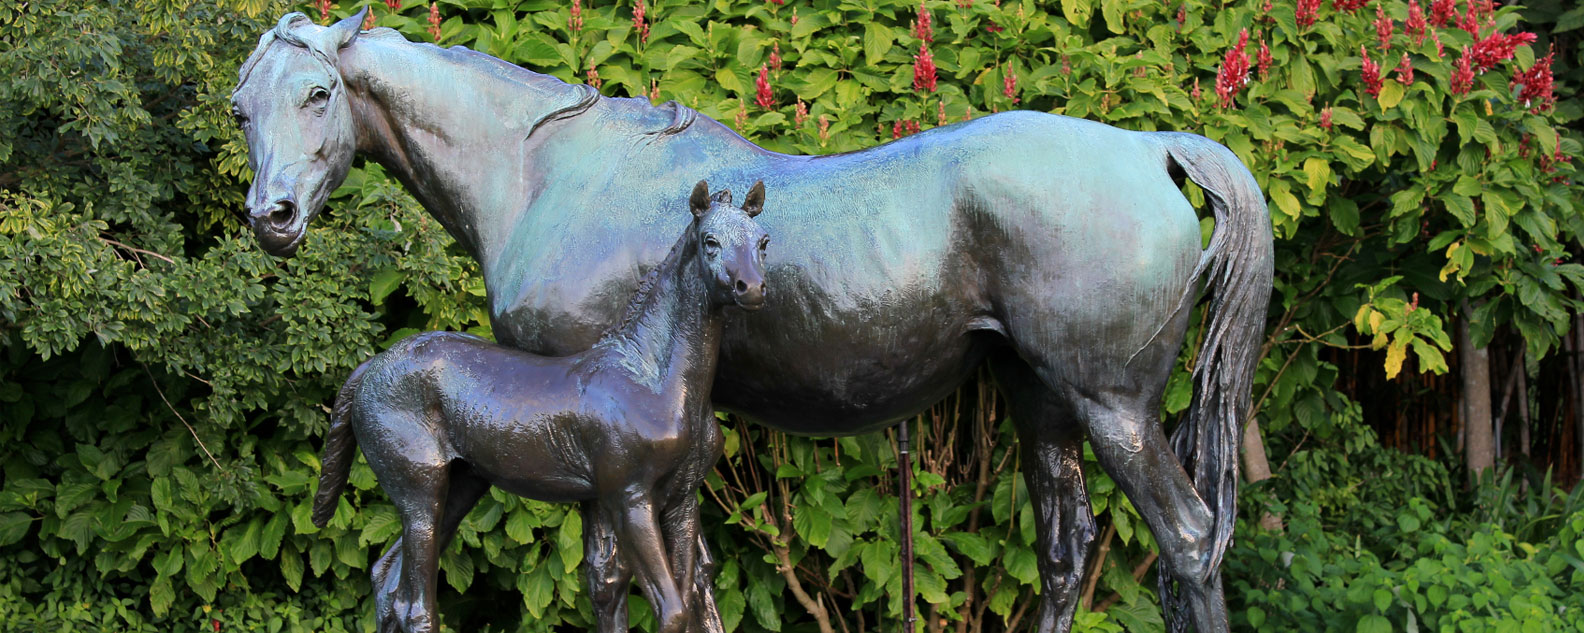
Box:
[311, 180, 769, 633]
[231, 9, 1273, 633]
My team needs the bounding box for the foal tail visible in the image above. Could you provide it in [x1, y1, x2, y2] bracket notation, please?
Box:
[1153, 133, 1273, 608]
[312, 360, 372, 528]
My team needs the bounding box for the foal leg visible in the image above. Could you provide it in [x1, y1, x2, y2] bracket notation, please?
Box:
[374, 467, 489, 633]
[989, 353, 1096, 633]
[605, 491, 688, 633]
[582, 501, 633, 633]
[662, 495, 713, 632]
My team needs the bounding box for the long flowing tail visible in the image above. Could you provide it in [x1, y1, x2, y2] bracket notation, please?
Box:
[1153, 132, 1273, 627]
[312, 360, 372, 528]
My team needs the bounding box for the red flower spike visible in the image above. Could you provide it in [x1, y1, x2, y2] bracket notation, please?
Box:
[1395, 52, 1414, 84]
[790, 8, 799, 25]
[1469, 31, 1536, 74]
[1457, 0, 1480, 36]
[769, 43, 783, 72]
[1177, 3, 1188, 27]
[768, 0, 784, 4]
[1214, 29, 1251, 108]
[1296, 0, 1321, 29]
[818, 114, 830, 142]
[986, 19, 1003, 33]
[631, 0, 650, 44]
[1405, 0, 1427, 44]
[427, 3, 441, 41]
[1003, 63, 1020, 104]
[1450, 46, 1474, 95]
[795, 99, 809, 126]
[586, 65, 602, 89]
[1360, 46, 1383, 98]
[1060, 55, 1072, 75]
[734, 105, 747, 129]
[1428, 0, 1456, 26]
[913, 1, 934, 43]
[1320, 106, 1333, 129]
[569, 0, 584, 32]
[912, 43, 938, 93]
[386, 0, 401, 9]
[754, 65, 775, 108]
[1430, 28, 1445, 58]
[1191, 76, 1202, 102]
[937, 101, 948, 126]
[1257, 40, 1272, 80]
[893, 120, 904, 140]
[1375, 3, 1393, 50]
[364, 8, 377, 30]
[1333, 0, 1367, 13]
[1511, 48, 1555, 112]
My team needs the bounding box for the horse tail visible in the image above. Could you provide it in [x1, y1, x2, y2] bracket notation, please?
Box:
[1152, 132, 1273, 617]
[312, 359, 372, 528]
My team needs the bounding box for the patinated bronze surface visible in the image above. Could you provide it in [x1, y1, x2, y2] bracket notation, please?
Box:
[234, 11, 1273, 633]
[312, 180, 768, 633]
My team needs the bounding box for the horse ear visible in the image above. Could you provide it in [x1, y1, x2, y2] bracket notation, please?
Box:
[325, 6, 366, 50]
[690, 180, 711, 218]
[743, 181, 766, 217]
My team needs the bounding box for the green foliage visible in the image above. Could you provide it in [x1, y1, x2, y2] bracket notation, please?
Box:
[1, 0, 1582, 632]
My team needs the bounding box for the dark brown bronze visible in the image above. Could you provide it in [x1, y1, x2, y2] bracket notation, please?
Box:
[310, 180, 769, 633]
[235, 10, 1273, 633]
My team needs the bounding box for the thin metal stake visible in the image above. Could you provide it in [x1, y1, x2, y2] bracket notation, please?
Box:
[898, 421, 916, 633]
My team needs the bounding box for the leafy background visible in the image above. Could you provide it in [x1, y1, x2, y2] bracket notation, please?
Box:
[2, 0, 1583, 632]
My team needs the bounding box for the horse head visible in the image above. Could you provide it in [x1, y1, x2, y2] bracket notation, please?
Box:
[230, 9, 367, 257]
[688, 180, 769, 311]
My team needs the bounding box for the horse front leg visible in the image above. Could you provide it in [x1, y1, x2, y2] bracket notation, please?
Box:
[605, 491, 688, 633]
[692, 531, 725, 633]
[582, 500, 634, 633]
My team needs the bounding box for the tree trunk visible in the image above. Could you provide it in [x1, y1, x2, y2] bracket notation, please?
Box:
[1240, 416, 1283, 531]
[1459, 301, 1494, 484]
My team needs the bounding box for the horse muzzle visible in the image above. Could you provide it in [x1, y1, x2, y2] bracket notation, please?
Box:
[732, 278, 766, 311]
[249, 198, 305, 257]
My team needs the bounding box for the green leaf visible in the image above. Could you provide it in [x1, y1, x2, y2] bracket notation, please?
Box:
[0, 512, 31, 547]
[557, 510, 583, 573]
[863, 23, 893, 67]
[518, 560, 556, 618]
[1357, 614, 1392, 633]
[1377, 81, 1405, 110]
[505, 508, 535, 544]
[369, 269, 405, 305]
[1270, 180, 1302, 221]
[1443, 194, 1476, 227]
[1062, 0, 1094, 26]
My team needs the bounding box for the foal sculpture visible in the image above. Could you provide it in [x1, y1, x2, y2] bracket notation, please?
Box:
[233, 10, 1273, 632]
[311, 180, 768, 633]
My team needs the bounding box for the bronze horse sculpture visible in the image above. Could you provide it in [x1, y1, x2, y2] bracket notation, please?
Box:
[312, 180, 768, 633]
[231, 10, 1272, 633]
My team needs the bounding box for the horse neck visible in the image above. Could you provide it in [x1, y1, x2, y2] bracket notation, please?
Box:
[336, 34, 590, 260]
[609, 232, 724, 398]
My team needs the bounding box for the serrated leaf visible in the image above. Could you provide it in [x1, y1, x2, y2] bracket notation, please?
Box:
[863, 23, 893, 67]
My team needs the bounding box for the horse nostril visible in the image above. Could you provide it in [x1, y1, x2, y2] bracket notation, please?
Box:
[269, 200, 296, 227]
[735, 280, 748, 293]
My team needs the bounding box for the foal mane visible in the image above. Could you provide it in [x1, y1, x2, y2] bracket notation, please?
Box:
[605, 219, 694, 339]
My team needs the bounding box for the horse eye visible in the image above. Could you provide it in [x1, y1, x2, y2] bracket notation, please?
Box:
[307, 87, 330, 107]
[703, 236, 720, 253]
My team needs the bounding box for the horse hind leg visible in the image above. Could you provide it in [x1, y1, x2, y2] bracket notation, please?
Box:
[370, 465, 489, 632]
[989, 352, 1096, 633]
[582, 500, 634, 633]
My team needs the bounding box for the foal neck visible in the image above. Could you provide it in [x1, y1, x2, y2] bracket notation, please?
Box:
[603, 225, 724, 397]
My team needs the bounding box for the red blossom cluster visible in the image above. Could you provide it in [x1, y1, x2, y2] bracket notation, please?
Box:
[1511, 49, 1555, 111]
[791, 8, 799, 25]
[734, 105, 747, 129]
[1450, 47, 1474, 95]
[1405, 0, 1427, 44]
[1257, 39, 1272, 80]
[912, 1, 934, 42]
[892, 120, 922, 139]
[569, 0, 583, 32]
[768, 0, 784, 5]
[913, 44, 938, 92]
[632, 0, 650, 43]
[317, 0, 331, 24]
[1296, 0, 1322, 29]
[754, 65, 775, 108]
[818, 114, 830, 142]
[385, 0, 400, 9]
[1427, 0, 1457, 26]
[1468, 31, 1536, 73]
[1060, 55, 1072, 75]
[1003, 63, 1019, 104]
[1214, 29, 1251, 108]
[1430, 28, 1445, 57]
[1320, 106, 1333, 129]
[1375, 3, 1393, 49]
[1395, 52, 1414, 84]
[1191, 76, 1202, 101]
[985, 20, 1003, 33]
[427, 2, 441, 41]
[1332, 0, 1367, 12]
[1360, 46, 1383, 97]
[364, 8, 377, 30]
[586, 65, 602, 89]
[1177, 3, 1188, 27]
[937, 101, 948, 126]
[794, 99, 809, 126]
[769, 43, 783, 72]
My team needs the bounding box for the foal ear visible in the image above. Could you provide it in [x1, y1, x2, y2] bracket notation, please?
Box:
[689, 180, 711, 218]
[742, 181, 766, 218]
[325, 6, 366, 50]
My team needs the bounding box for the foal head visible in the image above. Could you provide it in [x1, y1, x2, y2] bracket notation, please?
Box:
[687, 180, 769, 311]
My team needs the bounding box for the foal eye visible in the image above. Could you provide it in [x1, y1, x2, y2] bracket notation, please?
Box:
[703, 236, 720, 255]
